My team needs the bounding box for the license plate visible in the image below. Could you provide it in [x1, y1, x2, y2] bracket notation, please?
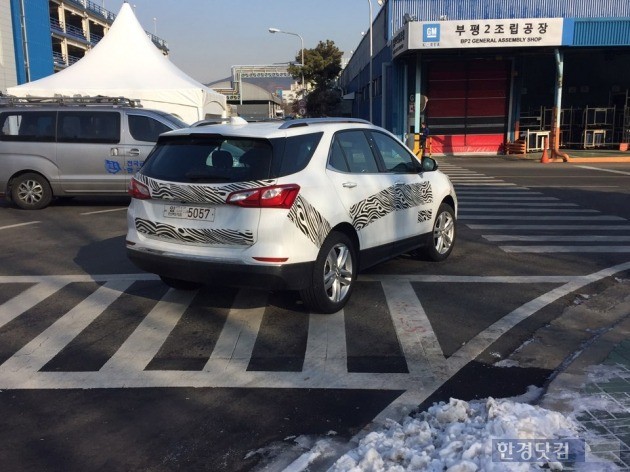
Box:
[163, 205, 215, 221]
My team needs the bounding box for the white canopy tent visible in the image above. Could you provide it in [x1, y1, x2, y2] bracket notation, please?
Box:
[7, 2, 226, 124]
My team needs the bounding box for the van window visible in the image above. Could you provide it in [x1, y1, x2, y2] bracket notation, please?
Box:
[57, 111, 120, 144]
[128, 114, 173, 142]
[0, 111, 56, 142]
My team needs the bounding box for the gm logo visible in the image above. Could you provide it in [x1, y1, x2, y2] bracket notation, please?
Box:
[423, 24, 440, 42]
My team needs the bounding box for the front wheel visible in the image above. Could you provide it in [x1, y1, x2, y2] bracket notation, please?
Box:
[159, 276, 202, 290]
[11, 173, 53, 210]
[300, 231, 357, 314]
[421, 203, 456, 261]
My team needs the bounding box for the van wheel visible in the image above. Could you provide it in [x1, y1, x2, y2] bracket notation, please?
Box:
[300, 231, 357, 314]
[159, 276, 202, 290]
[11, 173, 53, 210]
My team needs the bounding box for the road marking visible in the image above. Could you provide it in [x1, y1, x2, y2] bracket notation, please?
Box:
[502, 245, 630, 253]
[0, 279, 69, 329]
[0, 221, 40, 231]
[484, 235, 630, 242]
[100, 288, 196, 373]
[204, 289, 267, 373]
[458, 196, 558, 200]
[80, 208, 128, 215]
[468, 224, 630, 230]
[0, 266, 629, 390]
[460, 202, 576, 206]
[303, 310, 347, 377]
[460, 208, 599, 213]
[449, 161, 630, 253]
[0, 280, 134, 376]
[446, 261, 630, 373]
[576, 165, 630, 176]
[382, 280, 448, 380]
[284, 260, 630, 472]
[460, 215, 625, 221]
[455, 182, 517, 186]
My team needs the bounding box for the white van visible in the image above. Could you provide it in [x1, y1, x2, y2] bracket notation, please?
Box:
[0, 97, 186, 209]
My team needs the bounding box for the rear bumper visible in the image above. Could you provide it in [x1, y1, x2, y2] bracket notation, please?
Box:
[127, 246, 314, 291]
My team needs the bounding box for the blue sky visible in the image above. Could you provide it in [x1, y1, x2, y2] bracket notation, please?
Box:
[106, 0, 380, 84]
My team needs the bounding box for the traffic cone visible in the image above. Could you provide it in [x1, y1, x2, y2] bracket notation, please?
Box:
[540, 136, 550, 164]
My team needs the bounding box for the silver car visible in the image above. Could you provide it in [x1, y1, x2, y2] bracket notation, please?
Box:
[0, 101, 186, 209]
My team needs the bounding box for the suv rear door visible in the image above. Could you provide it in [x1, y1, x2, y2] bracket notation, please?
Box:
[133, 136, 274, 248]
[326, 129, 402, 251]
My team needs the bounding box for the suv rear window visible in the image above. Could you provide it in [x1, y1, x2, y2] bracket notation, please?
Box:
[140, 132, 322, 183]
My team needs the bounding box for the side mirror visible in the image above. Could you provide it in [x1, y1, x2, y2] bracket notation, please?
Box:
[421, 157, 438, 172]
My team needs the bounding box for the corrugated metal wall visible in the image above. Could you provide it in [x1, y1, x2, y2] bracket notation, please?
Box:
[391, 0, 630, 32]
[571, 18, 630, 46]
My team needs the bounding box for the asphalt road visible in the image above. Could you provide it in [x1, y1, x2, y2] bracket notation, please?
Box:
[0, 158, 629, 471]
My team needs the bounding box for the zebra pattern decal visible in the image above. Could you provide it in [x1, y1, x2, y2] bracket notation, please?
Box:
[134, 173, 274, 204]
[132, 174, 271, 246]
[135, 218, 254, 246]
[418, 209, 433, 222]
[287, 195, 332, 248]
[350, 181, 433, 230]
[133, 174, 433, 249]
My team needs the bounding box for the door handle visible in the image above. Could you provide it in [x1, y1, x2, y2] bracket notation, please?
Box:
[342, 182, 357, 188]
[129, 148, 140, 156]
[110, 147, 119, 156]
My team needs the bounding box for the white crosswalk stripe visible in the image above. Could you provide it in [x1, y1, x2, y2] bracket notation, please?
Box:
[439, 162, 630, 253]
[1, 264, 630, 390]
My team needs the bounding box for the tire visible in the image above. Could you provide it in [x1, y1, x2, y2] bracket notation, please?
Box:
[421, 203, 456, 262]
[159, 275, 202, 290]
[300, 231, 357, 314]
[11, 173, 53, 210]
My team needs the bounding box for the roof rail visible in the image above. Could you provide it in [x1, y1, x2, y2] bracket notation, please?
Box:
[0, 95, 143, 108]
[279, 117, 371, 129]
[191, 116, 248, 127]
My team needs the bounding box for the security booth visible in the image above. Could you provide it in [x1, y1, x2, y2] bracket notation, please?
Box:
[340, 0, 630, 157]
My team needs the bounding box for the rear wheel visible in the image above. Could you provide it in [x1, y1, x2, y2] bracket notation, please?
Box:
[300, 231, 357, 314]
[11, 173, 53, 210]
[421, 203, 456, 261]
[159, 276, 202, 290]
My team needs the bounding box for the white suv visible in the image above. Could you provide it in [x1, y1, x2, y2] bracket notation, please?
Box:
[126, 118, 457, 313]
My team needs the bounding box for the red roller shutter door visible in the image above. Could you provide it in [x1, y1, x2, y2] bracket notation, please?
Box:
[426, 60, 510, 154]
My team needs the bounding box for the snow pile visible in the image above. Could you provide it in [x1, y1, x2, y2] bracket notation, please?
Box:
[330, 397, 583, 471]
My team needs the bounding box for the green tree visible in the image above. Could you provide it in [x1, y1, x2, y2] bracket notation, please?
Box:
[288, 40, 343, 117]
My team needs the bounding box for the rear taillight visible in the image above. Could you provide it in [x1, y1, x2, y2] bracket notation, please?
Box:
[227, 184, 300, 209]
[128, 177, 151, 199]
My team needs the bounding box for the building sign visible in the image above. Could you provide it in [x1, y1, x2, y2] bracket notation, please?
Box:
[393, 18, 564, 57]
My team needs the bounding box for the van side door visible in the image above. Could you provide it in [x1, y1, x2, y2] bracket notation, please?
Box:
[56, 110, 126, 193]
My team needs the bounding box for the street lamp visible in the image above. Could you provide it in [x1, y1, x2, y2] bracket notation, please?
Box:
[268, 27, 305, 96]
